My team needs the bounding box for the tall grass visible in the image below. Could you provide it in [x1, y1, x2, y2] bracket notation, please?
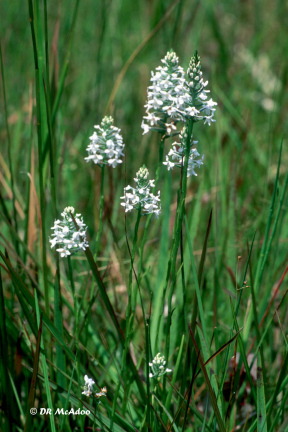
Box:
[0, 0, 288, 431]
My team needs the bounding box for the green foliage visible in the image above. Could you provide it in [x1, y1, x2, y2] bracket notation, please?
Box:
[0, 0, 288, 431]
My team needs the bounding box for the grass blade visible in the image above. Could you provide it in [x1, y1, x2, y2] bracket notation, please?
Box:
[257, 350, 267, 432]
[24, 312, 43, 432]
[188, 324, 225, 432]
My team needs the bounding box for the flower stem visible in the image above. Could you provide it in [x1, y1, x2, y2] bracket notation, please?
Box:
[164, 120, 193, 361]
[67, 256, 80, 394]
[95, 165, 105, 255]
[110, 207, 142, 429]
[153, 121, 194, 355]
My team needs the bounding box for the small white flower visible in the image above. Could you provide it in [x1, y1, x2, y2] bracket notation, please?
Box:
[120, 166, 161, 217]
[149, 353, 172, 379]
[84, 375, 95, 388]
[50, 207, 88, 257]
[85, 116, 125, 167]
[82, 375, 95, 398]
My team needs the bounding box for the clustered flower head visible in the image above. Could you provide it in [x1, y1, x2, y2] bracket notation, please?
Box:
[85, 116, 125, 167]
[49, 207, 88, 258]
[142, 51, 189, 136]
[163, 126, 204, 177]
[185, 51, 217, 125]
[149, 353, 172, 379]
[142, 50, 217, 135]
[82, 375, 95, 397]
[82, 375, 107, 401]
[120, 165, 161, 217]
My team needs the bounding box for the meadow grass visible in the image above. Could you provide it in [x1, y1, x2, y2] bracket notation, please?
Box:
[0, 0, 288, 431]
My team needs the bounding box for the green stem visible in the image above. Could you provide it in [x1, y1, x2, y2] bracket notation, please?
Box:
[67, 256, 80, 394]
[95, 165, 105, 255]
[154, 121, 194, 354]
[110, 207, 142, 429]
[27, 0, 50, 316]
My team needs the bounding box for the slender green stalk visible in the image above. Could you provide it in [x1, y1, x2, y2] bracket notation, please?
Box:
[95, 165, 105, 255]
[67, 256, 80, 393]
[34, 291, 56, 432]
[110, 207, 142, 429]
[27, 0, 50, 317]
[153, 121, 193, 357]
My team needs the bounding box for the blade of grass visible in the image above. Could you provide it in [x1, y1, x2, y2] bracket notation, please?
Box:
[197, 324, 223, 419]
[60, 353, 77, 431]
[153, 393, 180, 432]
[188, 324, 225, 432]
[244, 139, 282, 341]
[0, 268, 13, 428]
[257, 350, 267, 432]
[229, 299, 257, 404]
[9, 370, 25, 424]
[34, 294, 56, 432]
[27, 0, 50, 317]
[266, 350, 288, 424]
[54, 270, 66, 390]
[24, 312, 43, 432]
[165, 334, 185, 412]
[191, 209, 213, 334]
[184, 214, 208, 342]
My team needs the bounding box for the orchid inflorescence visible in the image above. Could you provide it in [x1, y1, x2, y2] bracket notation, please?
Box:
[149, 353, 172, 379]
[142, 50, 217, 136]
[120, 165, 161, 217]
[163, 125, 204, 177]
[142, 50, 217, 178]
[85, 116, 125, 167]
[49, 207, 88, 258]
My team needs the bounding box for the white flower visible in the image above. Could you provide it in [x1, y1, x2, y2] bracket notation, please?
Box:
[49, 207, 88, 257]
[149, 353, 172, 379]
[82, 375, 95, 398]
[85, 116, 125, 167]
[84, 375, 95, 388]
[163, 126, 204, 177]
[120, 166, 161, 217]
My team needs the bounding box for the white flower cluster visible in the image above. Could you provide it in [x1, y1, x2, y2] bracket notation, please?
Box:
[82, 375, 95, 397]
[163, 126, 204, 177]
[142, 51, 217, 135]
[149, 353, 172, 379]
[185, 52, 217, 126]
[85, 116, 125, 167]
[120, 166, 161, 217]
[82, 375, 107, 400]
[142, 51, 189, 135]
[49, 207, 88, 257]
